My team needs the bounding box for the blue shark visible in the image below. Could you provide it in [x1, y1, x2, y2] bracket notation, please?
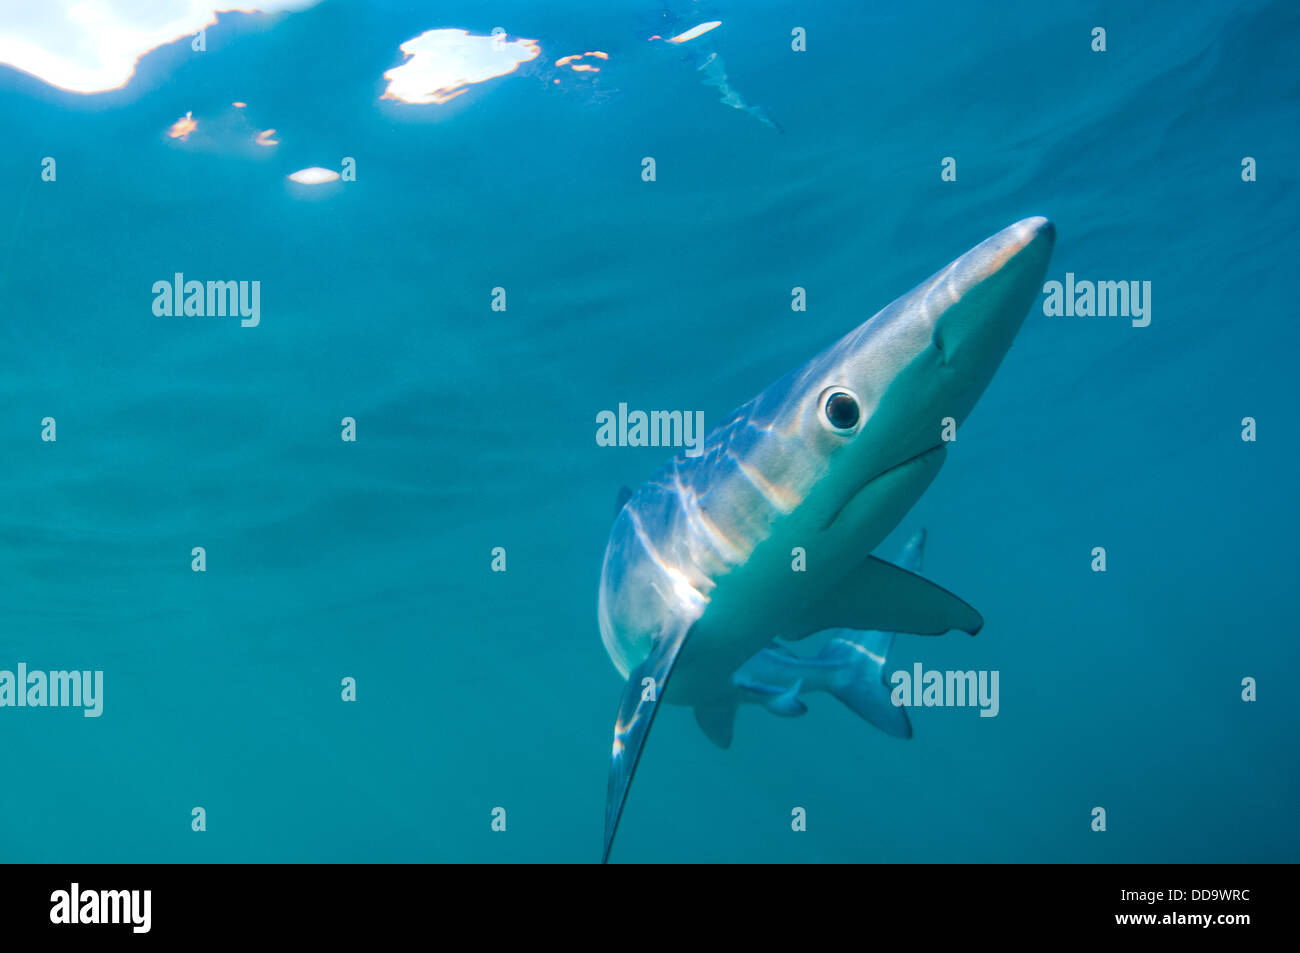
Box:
[639, 3, 781, 130]
[704, 528, 929, 745]
[598, 217, 1056, 862]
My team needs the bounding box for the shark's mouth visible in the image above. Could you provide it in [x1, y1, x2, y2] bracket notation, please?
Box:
[823, 443, 946, 531]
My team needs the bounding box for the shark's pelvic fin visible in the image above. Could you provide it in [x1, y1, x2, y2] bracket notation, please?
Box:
[794, 556, 982, 638]
[766, 679, 807, 717]
[693, 697, 739, 749]
[853, 628, 894, 664]
[733, 674, 780, 695]
[602, 621, 692, 864]
[806, 528, 925, 737]
[816, 638, 912, 739]
[734, 675, 809, 717]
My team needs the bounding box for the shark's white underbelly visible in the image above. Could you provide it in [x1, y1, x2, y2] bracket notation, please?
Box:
[605, 440, 948, 708]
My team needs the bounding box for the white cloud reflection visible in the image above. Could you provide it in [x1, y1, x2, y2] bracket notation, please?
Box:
[382, 29, 540, 105]
[288, 167, 339, 185]
[0, 1, 320, 94]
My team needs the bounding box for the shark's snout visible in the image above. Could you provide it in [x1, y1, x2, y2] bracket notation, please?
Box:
[993, 216, 1055, 282]
[1025, 215, 1056, 244]
[931, 216, 1055, 369]
[963, 216, 1055, 274]
[1001, 215, 1055, 257]
[963, 215, 1054, 299]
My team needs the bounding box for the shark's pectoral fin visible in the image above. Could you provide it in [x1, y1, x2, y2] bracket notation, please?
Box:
[602, 621, 692, 864]
[795, 556, 982, 637]
[693, 697, 739, 749]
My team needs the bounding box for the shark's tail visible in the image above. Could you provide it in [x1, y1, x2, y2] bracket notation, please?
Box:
[817, 635, 912, 739]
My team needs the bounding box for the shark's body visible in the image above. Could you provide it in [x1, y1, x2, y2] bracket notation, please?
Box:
[598, 217, 1055, 862]
[703, 529, 930, 745]
[639, 4, 781, 130]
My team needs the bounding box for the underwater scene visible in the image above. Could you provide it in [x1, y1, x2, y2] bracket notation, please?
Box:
[0, 0, 1296, 864]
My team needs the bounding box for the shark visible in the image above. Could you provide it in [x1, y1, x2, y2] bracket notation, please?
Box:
[597, 216, 1055, 862]
[638, 3, 781, 130]
[710, 528, 930, 745]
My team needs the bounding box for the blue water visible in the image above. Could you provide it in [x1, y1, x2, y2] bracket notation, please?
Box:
[1, 0, 1296, 862]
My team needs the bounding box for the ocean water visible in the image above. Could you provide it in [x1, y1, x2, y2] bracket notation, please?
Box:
[0, 0, 1296, 863]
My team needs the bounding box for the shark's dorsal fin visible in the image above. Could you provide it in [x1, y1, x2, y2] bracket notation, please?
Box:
[792, 556, 982, 638]
[693, 697, 738, 749]
[602, 620, 692, 863]
[614, 486, 633, 517]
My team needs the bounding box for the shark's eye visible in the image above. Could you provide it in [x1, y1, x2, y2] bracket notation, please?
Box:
[822, 390, 860, 433]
